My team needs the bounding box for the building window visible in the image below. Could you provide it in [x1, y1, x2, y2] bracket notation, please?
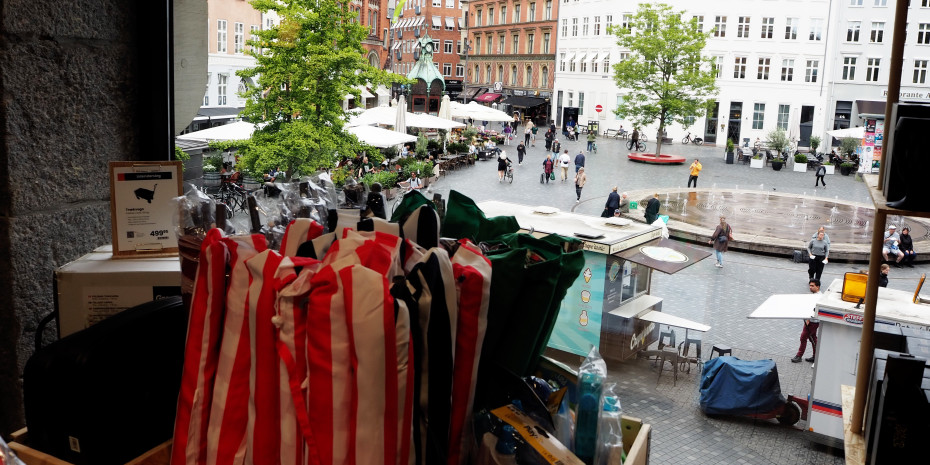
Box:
[498, 65, 504, 82]
[583, 17, 589, 36]
[871, 22, 885, 42]
[569, 57, 576, 72]
[498, 35, 505, 54]
[713, 56, 723, 78]
[447, 0, 455, 7]
[915, 60, 928, 83]
[781, 59, 794, 81]
[432, 0, 441, 6]
[866, 58, 881, 81]
[592, 57, 598, 73]
[606, 15, 613, 30]
[714, 16, 727, 38]
[511, 65, 518, 85]
[562, 19, 568, 36]
[809, 19, 823, 41]
[443, 63, 452, 76]
[785, 18, 797, 40]
[433, 16, 441, 30]
[486, 65, 492, 83]
[541, 66, 549, 86]
[217, 20, 227, 53]
[501, 7, 507, 25]
[474, 65, 479, 81]
[249, 25, 259, 51]
[688, 15, 702, 32]
[475, 10, 482, 27]
[851, 0, 863, 5]
[572, 18, 578, 37]
[560, 53, 566, 71]
[757, 58, 770, 80]
[526, 65, 533, 86]
[737, 16, 750, 38]
[760, 17, 773, 38]
[514, 4, 521, 23]
[488, 8, 494, 26]
[456, 64, 464, 77]
[444, 41, 453, 54]
[234, 22, 244, 54]
[874, 0, 887, 5]
[752, 103, 765, 130]
[529, 2, 536, 21]
[847, 21, 860, 42]
[475, 36, 481, 54]
[919, 24, 930, 44]
[580, 57, 587, 73]
[621, 14, 631, 30]
[512, 35, 519, 54]
[527, 34, 534, 53]
[777, 104, 790, 130]
[543, 33, 550, 53]
[545, 1, 552, 20]
[594, 16, 601, 35]
[733, 56, 746, 79]
[217, 74, 228, 105]
[923, 0, 930, 6]
[457, 40, 462, 54]
[843, 57, 857, 80]
[805, 60, 818, 82]
[578, 92, 585, 116]
[616, 94, 623, 119]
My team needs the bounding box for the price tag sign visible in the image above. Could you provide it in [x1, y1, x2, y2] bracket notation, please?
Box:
[108, 161, 183, 257]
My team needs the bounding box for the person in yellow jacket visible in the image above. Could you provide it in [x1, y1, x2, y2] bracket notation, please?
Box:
[688, 158, 702, 188]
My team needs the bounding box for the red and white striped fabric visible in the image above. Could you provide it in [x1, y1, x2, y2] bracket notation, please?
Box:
[446, 240, 492, 465]
[205, 235, 267, 465]
[279, 218, 324, 257]
[172, 229, 228, 465]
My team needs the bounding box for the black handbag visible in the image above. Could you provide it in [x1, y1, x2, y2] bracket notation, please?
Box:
[601, 208, 610, 218]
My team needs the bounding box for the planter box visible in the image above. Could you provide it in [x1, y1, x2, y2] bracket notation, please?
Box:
[750, 158, 764, 169]
[823, 165, 835, 175]
[793, 163, 807, 173]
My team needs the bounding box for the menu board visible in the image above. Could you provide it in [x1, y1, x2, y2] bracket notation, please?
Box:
[108, 161, 183, 257]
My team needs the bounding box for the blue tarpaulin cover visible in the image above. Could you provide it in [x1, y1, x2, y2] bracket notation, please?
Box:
[699, 356, 786, 415]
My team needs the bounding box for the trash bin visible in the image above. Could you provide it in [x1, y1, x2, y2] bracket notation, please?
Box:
[588, 121, 599, 135]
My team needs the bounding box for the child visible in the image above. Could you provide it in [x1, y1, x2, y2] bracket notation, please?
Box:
[879, 264, 890, 288]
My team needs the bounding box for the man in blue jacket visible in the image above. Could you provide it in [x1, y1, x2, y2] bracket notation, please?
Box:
[574, 151, 585, 173]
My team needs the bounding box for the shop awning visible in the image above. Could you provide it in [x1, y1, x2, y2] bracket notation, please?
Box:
[412, 17, 425, 28]
[432, 16, 442, 28]
[460, 87, 483, 100]
[589, 53, 599, 62]
[474, 92, 503, 103]
[392, 41, 402, 50]
[614, 237, 712, 274]
[577, 53, 587, 63]
[445, 17, 456, 29]
[392, 20, 402, 29]
[856, 99, 886, 117]
[563, 53, 575, 63]
[503, 95, 547, 108]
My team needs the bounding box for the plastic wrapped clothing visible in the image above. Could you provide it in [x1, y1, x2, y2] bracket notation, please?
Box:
[440, 190, 520, 243]
[699, 356, 786, 416]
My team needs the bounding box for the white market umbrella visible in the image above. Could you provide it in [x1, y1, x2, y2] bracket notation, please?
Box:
[827, 126, 866, 140]
[449, 101, 515, 122]
[348, 125, 417, 148]
[347, 106, 398, 127]
[438, 94, 452, 120]
[396, 94, 407, 135]
[787, 108, 801, 145]
[407, 112, 465, 130]
[177, 121, 262, 142]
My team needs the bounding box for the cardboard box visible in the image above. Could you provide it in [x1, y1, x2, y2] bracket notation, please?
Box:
[55, 247, 181, 337]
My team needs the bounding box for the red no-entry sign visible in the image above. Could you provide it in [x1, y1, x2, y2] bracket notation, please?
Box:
[595, 104, 603, 113]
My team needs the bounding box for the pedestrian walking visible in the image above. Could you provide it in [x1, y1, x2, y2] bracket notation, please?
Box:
[524, 126, 532, 145]
[551, 139, 561, 158]
[544, 129, 553, 151]
[574, 167, 587, 202]
[531, 125, 539, 146]
[688, 159, 702, 188]
[558, 150, 571, 182]
[603, 187, 621, 217]
[644, 193, 661, 224]
[814, 163, 826, 188]
[791, 279, 821, 363]
[586, 130, 597, 152]
[503, 124, 512, 145]
[517, 142, 526, 165]
[574, 151, 585, 173]
[497, 152, 510, 182]
[707, 215, 732, 268]
[542, 154, 555, 184]
[807, 229, 829, 281]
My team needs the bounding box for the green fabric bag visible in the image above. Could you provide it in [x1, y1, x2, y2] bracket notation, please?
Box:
[440, 190, 520, 243]
[389, 189, 432, 223]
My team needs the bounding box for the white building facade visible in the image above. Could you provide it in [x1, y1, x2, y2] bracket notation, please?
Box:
[552, 0, 930, 148]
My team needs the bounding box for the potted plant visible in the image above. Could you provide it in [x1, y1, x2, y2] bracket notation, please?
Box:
[750, 154, 765, 169]
[839, 137, 860, 172]
[725, 138, 735, 164]
[821, 159, 834, 175]
[770, 156, 784, 171]
[765, 129, 790, 171]
[793, 153, 809, 172]
[809, 135, 822, 156]
[840, 161, 855, 176]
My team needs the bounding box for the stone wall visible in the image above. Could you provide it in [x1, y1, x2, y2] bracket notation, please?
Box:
[0, 0, 152, 436]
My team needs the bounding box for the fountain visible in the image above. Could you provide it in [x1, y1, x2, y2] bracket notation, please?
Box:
[801, 193, 807, 207]
[664, 193, 671, 208]
[759, 184, 764, 191]
[680, 199, 688, 217]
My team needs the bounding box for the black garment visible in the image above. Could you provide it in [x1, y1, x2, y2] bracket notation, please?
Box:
[644, 197, 660, 224]
[517, 144, 526, 164]
[497, 157, 509, 171]
[544, 131, 553, 150]
[900, 233, 916, 264]
[879, 273, 889, 288]
[688, 175, 698, 188]
[631, 130, 640, 143]
[808, 255, 826, 281]
[815, 166, 826, 187]
[605, 191, 621, 217]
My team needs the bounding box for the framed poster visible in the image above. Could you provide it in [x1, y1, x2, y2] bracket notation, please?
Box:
[108, 161, 183, 257]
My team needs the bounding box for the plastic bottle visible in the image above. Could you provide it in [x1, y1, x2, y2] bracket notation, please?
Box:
[595, 396, 626, 465]
[574, 372, 603, 464]
[475, 425, 519, 465]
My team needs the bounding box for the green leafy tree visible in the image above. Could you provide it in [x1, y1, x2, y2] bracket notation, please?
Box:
[235, 0, 403, 179]
[610, 3, 718, 157]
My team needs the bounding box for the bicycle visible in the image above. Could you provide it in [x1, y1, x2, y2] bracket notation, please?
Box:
[389, 182, 415, 218]
[211, 176, 248, 218]
[682, 132, 704, 145]
[626, 139, 647, 152]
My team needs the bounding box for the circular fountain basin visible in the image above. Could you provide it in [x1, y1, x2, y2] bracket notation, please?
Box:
[628, 153, 686, 164]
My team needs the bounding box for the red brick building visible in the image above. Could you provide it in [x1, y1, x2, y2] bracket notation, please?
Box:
[388, 0, 467, 100]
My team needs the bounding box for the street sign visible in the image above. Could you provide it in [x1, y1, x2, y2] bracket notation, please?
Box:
[595, 104, 603, 113]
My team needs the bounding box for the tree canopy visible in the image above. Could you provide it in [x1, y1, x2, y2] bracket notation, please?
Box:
[610, 3, 718, 156]
[235, 0, 404, 179]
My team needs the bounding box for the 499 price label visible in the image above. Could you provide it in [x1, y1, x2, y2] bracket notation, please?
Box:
[109, 161, 182, 256]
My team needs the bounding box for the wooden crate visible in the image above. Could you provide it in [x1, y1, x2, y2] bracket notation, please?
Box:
[620, 416, 652, 465]
[8, 429, 170, 465]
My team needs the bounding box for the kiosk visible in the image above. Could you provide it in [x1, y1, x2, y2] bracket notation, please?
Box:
[750, 278, 930, 447]
[477, 201, 712, 360]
